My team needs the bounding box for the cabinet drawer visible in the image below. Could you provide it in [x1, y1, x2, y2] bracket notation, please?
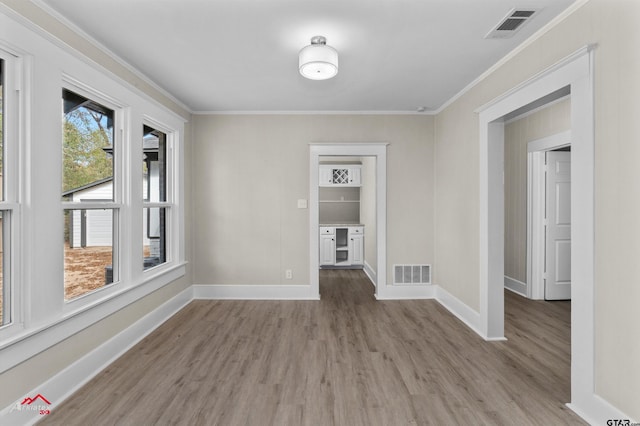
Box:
[348, 226, 364, 235]
[320, 227, 335, 235]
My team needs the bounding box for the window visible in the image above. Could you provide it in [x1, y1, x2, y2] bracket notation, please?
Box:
[0, 52, 17, 330]
[62, 88, 117, 300]
[142, 125, 169, 270]
[0, 18, 186, 376]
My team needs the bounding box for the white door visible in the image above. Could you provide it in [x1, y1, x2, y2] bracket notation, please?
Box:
[320, 234, 336, 265]
[349, 234, 364, 265]
[545, 151, 571, 300]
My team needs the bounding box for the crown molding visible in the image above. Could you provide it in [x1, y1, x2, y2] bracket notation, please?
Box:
[192, 110, 437, 116]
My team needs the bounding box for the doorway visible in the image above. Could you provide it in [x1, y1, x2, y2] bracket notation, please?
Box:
[478, 46, 595, 414]
[318, 156, 376, 286]
[309, 144, 388, 300]
[503, 98, 572, 301]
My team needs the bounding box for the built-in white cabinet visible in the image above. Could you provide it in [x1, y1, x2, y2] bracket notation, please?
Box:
[319, 228, 337, 265]
[319, 164, 361, 187]
[349, 234, 364, 265]
[319, 226, 364, 267]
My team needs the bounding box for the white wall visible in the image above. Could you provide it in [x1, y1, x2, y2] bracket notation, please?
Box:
[192, 114, 435, 287]
[435, 0, 640, 418]
[504, 98, 571, 284]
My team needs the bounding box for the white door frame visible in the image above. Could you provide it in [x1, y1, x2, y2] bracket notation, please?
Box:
[527, 131, 571, 300]
[478, 46, 598, 417]
[309, 143, 388, 299]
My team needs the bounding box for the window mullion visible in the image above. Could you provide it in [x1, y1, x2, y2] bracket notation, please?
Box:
[63, 202, 122, 210]
[142, 202, 171, 208]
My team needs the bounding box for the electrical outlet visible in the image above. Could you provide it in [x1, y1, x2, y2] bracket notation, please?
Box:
[285, 269, 293, 279]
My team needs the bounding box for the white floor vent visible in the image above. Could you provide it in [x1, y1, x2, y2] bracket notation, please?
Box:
[393, 264, 431, 285]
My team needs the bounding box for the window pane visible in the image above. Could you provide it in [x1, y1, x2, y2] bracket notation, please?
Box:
[0, 211, 8, 326]
[143, 207, 166, 270]
[143, 126, 166, 202]
[64, 209, 114, 300]
[62, 89, 114, 200]
[142, 125, 168, 271]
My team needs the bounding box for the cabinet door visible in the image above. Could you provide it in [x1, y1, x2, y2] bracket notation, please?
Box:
[319, 166, 333, 186]
[349, 167, 361, 186]
[349, 234, 364, 265]
[320, 234, 336, 265]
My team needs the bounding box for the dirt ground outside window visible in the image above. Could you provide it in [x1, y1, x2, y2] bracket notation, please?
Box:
[64, 244, 113, 300]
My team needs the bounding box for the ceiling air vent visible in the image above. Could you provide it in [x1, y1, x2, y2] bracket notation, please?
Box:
[485, 8, 538, 39]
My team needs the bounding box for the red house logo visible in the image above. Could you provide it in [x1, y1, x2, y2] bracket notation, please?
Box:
[21, 394, 51, 405]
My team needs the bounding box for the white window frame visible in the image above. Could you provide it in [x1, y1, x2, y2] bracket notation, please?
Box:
[61, 79, 126, 308]
[141, 118, 176, 274]
[0, 47, 23, 340]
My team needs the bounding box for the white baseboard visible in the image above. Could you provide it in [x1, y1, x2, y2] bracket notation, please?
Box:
[193, 284, 320, 300]
[0, 287, 193, 425]
[434, 285, 485, 340]
[568, 394, 637, 426]
[363, 261, 377, 287]
[504, 275, 527, 297]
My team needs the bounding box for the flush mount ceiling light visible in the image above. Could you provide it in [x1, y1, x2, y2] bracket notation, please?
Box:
[299, 36, 338, 80]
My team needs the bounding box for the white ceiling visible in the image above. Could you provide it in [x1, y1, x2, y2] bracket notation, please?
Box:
[37, 0, 576, 113]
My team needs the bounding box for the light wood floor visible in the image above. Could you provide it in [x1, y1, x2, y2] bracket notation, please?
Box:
[42, 270, 584, 425]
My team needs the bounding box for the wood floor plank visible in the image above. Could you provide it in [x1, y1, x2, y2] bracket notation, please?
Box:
[41, 270, 584, 425]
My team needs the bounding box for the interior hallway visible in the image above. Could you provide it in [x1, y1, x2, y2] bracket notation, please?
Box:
[41, 270, 582, 425]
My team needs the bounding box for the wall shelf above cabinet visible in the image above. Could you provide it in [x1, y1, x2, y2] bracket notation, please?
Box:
[319, 164, 362, 187]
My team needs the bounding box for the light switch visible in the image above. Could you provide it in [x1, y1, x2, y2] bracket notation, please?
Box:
[297, 199, 308, 209]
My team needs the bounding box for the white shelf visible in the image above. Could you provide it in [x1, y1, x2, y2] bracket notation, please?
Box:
[319, 200, 360, 203]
